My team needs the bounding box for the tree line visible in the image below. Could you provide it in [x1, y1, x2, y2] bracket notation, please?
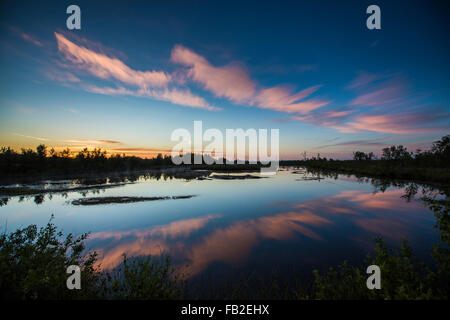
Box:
[302, 134, 449, 167]
[352, 134, 449, 167]
[0, 145, 266, 178]
[0, 146, 174, 177]
[296, 135, 450, 183]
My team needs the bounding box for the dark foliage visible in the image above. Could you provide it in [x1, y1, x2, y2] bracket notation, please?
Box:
[282, 135, 450, 183]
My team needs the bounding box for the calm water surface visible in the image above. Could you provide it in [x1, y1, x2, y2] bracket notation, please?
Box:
[0, 168, 439, 283]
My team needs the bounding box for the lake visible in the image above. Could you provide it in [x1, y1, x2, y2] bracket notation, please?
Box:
[0, 168, 440, 287]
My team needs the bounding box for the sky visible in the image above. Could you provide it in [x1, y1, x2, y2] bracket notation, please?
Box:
[0, 0, 449, 159]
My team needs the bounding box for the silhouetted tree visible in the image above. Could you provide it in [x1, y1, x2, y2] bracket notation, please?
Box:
[382, 145, 412, 161]
[353, 151, 374, 161]
[36, 144, 47, 158]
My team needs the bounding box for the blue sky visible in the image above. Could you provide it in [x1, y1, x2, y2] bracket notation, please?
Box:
[0, 0, 449, 159]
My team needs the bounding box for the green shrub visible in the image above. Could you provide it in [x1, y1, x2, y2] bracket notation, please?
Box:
[0, 215, 101, 299]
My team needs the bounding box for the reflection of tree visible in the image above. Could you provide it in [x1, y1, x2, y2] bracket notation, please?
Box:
[423, 196, 450, 245]
[310, 189, 450, 300]
[422, 195, 450, 298]
[0, 198, 8, 207]
[33, 194, 44, 205]
[0, 169, 211, 207]
[305, 166, 449, 203]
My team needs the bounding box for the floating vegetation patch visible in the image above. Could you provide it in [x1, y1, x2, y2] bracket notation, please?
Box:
[197, 176, 213, 181]
[211, 174, 266, 180]
[0, 183, 129, 197]
[71, 195, 196, 205]
[295, 177, 324, 181]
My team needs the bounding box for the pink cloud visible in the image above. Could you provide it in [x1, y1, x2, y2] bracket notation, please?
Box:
[54, 36, 328, 114]
[10, 26, 43, 47]
[54, 33, 217, 110]
[171, 44, 256, 103]
[90, 214, 220, 270]
[293, 108, 354, 127]
[55, 32, 170, 88]
[20, 33, 43, 47]
[85, 85, 134, 96]
[347, 71, 388, 89]
[139, 87, 220, 111]
[254, 85, 329, 114]
[348, 74, 406, 107]
[293, 72, 448, 135]
[336, 114, 443, 134]
[43, 69, 80, 83]
[294, 105, 448, 135]
[171, 45, 329, 114]
[86, 85, 219, 111]
[351, 85, 405, 106]
[65, 139, 122, 145]
[324, 110, 353, 118]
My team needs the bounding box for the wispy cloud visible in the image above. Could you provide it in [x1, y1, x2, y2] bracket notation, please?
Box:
[43, 69, 80, 83]
[54, 35, 327, 114]
[54, 33, 217, 111]
[338, 112, 449, 134]
[296, 104, 448, 135]
[55, 32, 170, 88]
[350, 82, 405, 107]
[346, 72, 407, 108]
[171, 44, 256, 104]
[347, 71, 383, 89]
[294, 72, 449, 135]
[254, 85, 329, 114]
[293, 108, 354, 127]
[12, 132, 48, 141]
[65, 139, 123, 145]
[10, 26, 43, 47]
[50, 35, 447, 136]
[85, 85, 219, 111]
[138, 87, 220, 111]
[171, 45, 329, 114]
[315, 138, 387, 149]
[84, 85, 135, 96]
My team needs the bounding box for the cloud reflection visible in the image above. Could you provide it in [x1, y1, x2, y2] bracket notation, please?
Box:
[90, 214, 220, 270]
[89, 188, 431, 278]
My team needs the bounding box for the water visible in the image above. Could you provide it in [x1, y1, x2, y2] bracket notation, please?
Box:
[0, 168, 440, 284]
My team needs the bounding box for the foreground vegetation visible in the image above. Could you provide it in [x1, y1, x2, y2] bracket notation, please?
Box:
[1, 192, 448, 300]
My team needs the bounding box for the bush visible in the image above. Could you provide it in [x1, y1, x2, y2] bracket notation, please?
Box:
[0, 215, 101, 299]
[0, 216, 184, 300]
[104, 254, 184, 299]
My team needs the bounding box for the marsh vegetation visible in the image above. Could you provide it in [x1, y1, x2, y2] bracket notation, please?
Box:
[284, 135, 450, 184]
[71, 195, 196, 206]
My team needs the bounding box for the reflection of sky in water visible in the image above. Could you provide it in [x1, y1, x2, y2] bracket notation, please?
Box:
[0, 170, 438, 281]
